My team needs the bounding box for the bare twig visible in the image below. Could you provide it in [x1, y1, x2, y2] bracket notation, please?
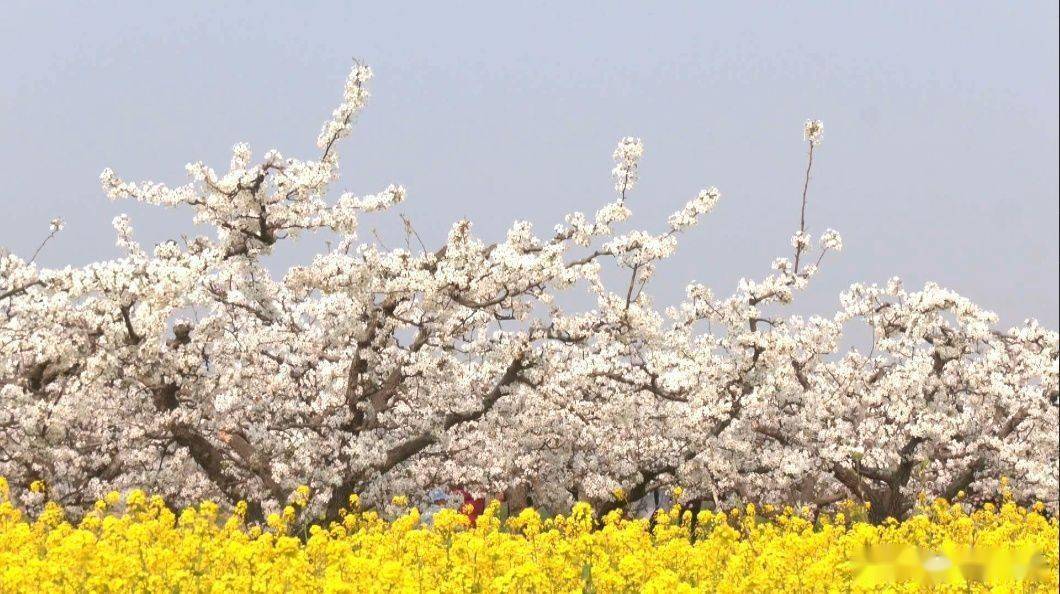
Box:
[793, 142, 816, 273]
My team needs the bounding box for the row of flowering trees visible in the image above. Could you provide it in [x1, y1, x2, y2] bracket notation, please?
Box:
[1, 64, 1056, 524]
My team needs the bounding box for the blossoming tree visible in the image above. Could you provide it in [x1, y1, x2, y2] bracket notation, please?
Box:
[1, 64, 1056, 523]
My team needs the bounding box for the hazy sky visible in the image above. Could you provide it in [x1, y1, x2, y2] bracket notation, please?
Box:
[3, 1, 1057, 327]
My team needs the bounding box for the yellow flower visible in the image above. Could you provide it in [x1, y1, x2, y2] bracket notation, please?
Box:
[291, 485, 311, 507]
[0, 475, 1054, 593]
[265, 512, 284, 531]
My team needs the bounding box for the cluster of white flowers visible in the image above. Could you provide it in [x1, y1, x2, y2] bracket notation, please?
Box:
[804, 119, 824, 145]
[317, 63, 373, 154]
[611, 137, 644, 197]
[790, 230, 812, 251]
[668, 188, 720, 231]
[820, 228, 843, 252]
[1, 65, 1055, 524]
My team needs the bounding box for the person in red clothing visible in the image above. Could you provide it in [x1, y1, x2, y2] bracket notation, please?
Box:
[452, 486, 486, 525]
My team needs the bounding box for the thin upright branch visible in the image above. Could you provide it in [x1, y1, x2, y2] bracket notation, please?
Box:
[793, 142, 816, 273]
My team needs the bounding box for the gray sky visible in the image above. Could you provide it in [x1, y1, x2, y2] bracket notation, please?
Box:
[3, 1, 1057, 328]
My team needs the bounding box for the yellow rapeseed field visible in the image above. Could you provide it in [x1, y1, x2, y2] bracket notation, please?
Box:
[0, 479, 1056, 593]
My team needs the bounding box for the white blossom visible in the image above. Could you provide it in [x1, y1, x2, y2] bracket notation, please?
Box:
[611, 137, 644, 197]
[820, 228, 842, 252]
[668, 188, 720, 231]
[804, 119, 824, 145]
[0, 65, 1054, 525]
[791, 230, 811, 251]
